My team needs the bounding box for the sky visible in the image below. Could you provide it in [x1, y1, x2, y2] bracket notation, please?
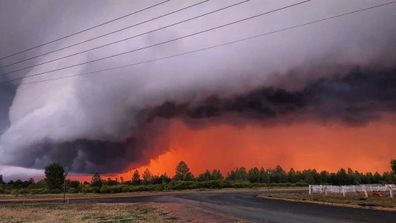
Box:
[0, 0, 396, 181]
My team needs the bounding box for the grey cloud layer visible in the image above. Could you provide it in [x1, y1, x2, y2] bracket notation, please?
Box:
[0, 0, 396, 174]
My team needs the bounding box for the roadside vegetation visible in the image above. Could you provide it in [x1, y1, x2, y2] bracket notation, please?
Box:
[262, 192, 396, 209]
[0, 160, 395, 195]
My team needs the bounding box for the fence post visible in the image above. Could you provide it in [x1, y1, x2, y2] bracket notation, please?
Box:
[388, 185, 393, 199]
[309, 185, 312, 195]
[362, 185, 368, 198]
[324, 186, 328, 196]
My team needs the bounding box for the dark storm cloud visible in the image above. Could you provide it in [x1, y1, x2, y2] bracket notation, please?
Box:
[1, 0, 396, 174]
[150, 66, 396, 125]
[306, 67, 396, 124]
[15, 138, 143, 173]
[9, 65, 395, 174]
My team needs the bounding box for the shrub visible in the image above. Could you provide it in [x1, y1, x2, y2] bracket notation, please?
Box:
[81, 185, 96, 193]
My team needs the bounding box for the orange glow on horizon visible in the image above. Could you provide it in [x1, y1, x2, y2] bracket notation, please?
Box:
[71, 117, 396, 182]
[134, 118, 396, 177]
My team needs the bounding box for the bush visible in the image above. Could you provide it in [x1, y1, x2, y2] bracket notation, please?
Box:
[100, 185, 121, 193]
[128, 184, 163, 192]
[197, 180, 226, 189]
[29, 188, 49, 194]
[68, 187, 81, 193]
[81, 185, 96, 193]
[0, 180, 310, 194]
[168, 181, 200, 190]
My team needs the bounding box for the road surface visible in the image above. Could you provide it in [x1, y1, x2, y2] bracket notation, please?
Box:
[89, 190, 396, 223]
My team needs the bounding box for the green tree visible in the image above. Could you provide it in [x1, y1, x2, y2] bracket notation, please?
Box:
[319, 171, 330, 184]
[44, 163, 65, 191]
[273, 165, 287, 183]
[211, 169, 224, 180]
[226, 170, 237, 181]
[235, 167, 248, 181]
[383, 172, 394, 184]
[391, 160, 396, 174]
[287, 168, 297, 183]
[259, 168, 270, 183]
[335, 168, 348, 185]
[174, 161, 193, 181]
[373, 172, 382, 183]
[131, 170, 141, 185]
[69, 180, 80, 189]
[347, 168, 357, 185]
[198, 170, 211, 181]
[159, 173, 171, 184]
[311, 169, 320, 184]
[91, 172, 102, 192]
[0, 175, 4, 184]
[104, 177, 117, 186]
[248, 167, 260, 183]
[302, 169, 315, 184]
[143, 169, 152, 184]
[364, 172, 374, 184]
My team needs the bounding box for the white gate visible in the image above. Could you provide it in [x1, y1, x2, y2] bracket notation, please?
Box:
[309, 184, 395, 198]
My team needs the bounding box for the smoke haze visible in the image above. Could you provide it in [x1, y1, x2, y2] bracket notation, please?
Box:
[0, 0, 396, 175]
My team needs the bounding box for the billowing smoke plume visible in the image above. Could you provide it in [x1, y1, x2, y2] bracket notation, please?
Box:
[151, 67, 396, 125]
[1, 0, 396, 174]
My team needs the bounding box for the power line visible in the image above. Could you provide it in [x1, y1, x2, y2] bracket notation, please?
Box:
[0, 0, 171, 61]
[15, 0, 396, 87]
[0, 0, 209, 69]
[0, 0, 243, 76]
[1, 0, 310, 84]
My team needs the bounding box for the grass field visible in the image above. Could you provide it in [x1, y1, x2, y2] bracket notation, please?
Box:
[0, 203, 178, 223]
[262, 191, 396, 209]
[0, 189, 251, 223]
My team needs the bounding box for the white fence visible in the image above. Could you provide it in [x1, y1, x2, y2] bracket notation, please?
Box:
[309, 184, 396, 198]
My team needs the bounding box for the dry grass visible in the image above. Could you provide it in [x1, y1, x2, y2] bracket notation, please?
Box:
[0, 203, 176, 223]
[262, 191, 396, 209]
[0, 192, 166, 202]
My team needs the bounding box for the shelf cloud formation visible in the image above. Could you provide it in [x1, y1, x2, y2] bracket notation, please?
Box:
[0, 0, 396, 174]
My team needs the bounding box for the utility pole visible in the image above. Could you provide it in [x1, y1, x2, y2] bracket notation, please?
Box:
[63, 170, 68, 204]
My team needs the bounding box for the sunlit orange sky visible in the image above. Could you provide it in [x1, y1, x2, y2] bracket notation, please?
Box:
[83, 115, 396, 182]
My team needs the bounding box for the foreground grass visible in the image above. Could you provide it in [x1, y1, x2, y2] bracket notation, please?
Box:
[263, 191, 396, 209]
[0, 203, 176, 223]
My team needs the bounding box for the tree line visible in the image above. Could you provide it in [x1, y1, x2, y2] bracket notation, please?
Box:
[1, 160, 396, 194]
